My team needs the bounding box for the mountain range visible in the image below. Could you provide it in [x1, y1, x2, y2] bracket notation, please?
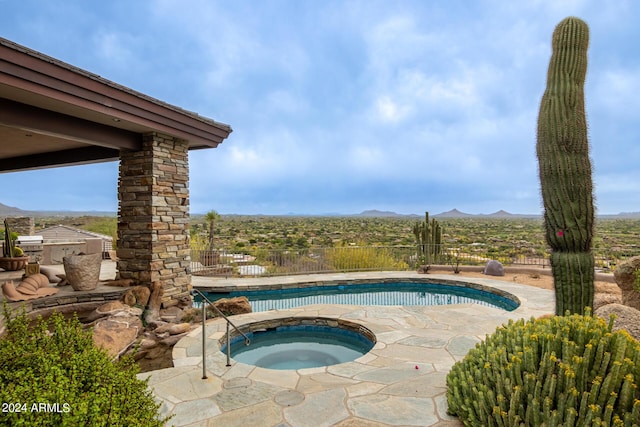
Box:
[354, 208, 640, 219]
[1, 202, 639, 219]
[0, 202, 114, 217]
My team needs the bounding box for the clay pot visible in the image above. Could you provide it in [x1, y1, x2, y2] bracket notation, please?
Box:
[0, 256, 29, 271]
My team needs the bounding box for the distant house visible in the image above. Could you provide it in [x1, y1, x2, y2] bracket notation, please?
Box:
[38, 225, 113, 253]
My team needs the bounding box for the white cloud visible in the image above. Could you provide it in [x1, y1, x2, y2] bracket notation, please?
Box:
[375, 96, 409, 123]
[3, 0, 640, 214]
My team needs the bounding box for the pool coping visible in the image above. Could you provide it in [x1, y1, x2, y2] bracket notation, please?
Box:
[140, 272, 555, 426]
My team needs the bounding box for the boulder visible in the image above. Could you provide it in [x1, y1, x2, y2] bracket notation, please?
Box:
[121, 286, 151, 307]
[147, 281, 163, 320]
[134, 342, 174, 372]
[153, 323, 173, 334]
[139, 338, 158, 349]
[213, 296, 253, 316]
[417, 265, 430, 274]
[161, 333, 188, 347]
[613, 256, 640, 311]
[92, 315, 143, 358]
[483, 260, 505, 277]
[595, 303, 640, 342]
[85, 301, 142, 323]
[593, 293, 622, 311]
[159, 306, 185, 323]
[168, 323, 191, 335]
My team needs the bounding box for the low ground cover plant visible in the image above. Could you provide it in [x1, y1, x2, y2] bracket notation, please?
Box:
[446, 312, 640, 426]
[0, 304, 169, 427]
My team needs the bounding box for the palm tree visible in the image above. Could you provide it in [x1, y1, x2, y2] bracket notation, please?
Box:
[205, 210, 220, 250]
[201, 210, 220, 266]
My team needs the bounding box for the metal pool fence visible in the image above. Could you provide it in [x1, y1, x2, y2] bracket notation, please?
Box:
[190, 244, 639, 278]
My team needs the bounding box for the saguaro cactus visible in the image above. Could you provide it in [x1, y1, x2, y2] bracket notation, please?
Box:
[412, 211, 443, 269]
[536, 17, 595, 315]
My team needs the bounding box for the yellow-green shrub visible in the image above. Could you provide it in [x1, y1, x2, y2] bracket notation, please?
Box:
[327, 246, 408, 271]
[446, 312, 640, 426]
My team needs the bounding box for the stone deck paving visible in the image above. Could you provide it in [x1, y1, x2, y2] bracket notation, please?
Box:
[138, 272, 554, 426]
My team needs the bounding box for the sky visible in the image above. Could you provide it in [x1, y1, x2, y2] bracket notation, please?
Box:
[1, 0, 639, 216]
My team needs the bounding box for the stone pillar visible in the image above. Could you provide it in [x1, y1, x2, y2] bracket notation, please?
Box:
[117, 133, 191, 307]
[4, 217, 35, 235]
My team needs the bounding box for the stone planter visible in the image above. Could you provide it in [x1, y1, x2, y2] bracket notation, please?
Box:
[0, 256, 29, 271]
[63, 253, 102, 291]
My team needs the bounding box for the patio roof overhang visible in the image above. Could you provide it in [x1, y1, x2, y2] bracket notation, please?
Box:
[0, 37, 232, 173]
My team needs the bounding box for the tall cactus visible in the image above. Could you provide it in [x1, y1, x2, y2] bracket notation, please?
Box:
[412, 211, 443, 268]
[536, 17, 595, 315]
[3, 219, 16, 257]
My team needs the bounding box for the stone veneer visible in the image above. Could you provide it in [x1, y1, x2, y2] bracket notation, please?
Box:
[117, 133, 191, 307]
[3, 217, 35, 236]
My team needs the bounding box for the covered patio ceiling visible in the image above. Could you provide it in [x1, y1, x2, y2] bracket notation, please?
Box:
[0, 37, 232, 173]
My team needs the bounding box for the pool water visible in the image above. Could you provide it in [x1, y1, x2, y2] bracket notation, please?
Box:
[207, 281, 519, 312]
[223, 325, 375, 370]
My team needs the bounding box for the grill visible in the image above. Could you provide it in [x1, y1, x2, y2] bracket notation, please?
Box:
[16, 235, 44, 263]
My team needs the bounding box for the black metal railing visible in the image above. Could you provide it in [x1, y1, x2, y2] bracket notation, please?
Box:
[189, 244, 639, 278]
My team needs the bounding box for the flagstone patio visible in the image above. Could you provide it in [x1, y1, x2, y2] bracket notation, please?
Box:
[139, 272, 554, 426]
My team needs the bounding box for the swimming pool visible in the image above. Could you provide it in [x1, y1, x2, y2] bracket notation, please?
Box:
[204, 280, 520, 312]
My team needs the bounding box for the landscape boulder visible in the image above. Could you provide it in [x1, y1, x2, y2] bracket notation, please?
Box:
[92, 315, 143, 359]
[146, 281, 163, 321]
[213, 296, 252, 316]
[483, 260, 505, 277]
[85, 300, 131, 322]
[121, 285, 151, 307]
[595, 303, 640, 342]
[613, 256, 640, 311]
[158, 305, 181, 320]
[593, 292, 622, 311]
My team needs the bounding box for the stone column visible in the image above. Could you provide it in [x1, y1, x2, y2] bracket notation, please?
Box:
[4, 217, 35, 236]
[117, 133, 191, 307]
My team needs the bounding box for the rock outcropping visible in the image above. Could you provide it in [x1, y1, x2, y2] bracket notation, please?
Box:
[595, 303, 640, 342]
[613, 256, 640, 311]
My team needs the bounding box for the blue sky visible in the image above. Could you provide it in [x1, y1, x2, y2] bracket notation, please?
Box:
[1, 0, 639, 215]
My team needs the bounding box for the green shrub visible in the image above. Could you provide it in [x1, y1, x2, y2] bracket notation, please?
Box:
[327, 246, 408, 271]
[0, 305, 169, 427]
[446, 312, 640, 426]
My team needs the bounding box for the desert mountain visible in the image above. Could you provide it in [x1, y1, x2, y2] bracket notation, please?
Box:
[0, 202, 29, 216]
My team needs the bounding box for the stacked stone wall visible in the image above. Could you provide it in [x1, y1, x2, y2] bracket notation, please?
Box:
[118, 133, 191, 307]
[3, 217, 35, 236]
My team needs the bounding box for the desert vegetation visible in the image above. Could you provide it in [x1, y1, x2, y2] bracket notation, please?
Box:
[34, 215, 640, 270]
[447, 311, 640, 425]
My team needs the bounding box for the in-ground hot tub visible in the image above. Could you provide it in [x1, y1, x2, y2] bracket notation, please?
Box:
[221, 317, 376, 370]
